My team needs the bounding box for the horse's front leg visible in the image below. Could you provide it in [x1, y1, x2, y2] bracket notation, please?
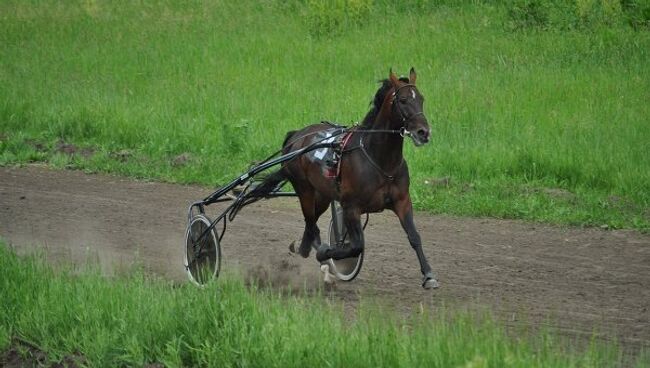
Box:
[316, 207, 363, 262]
[393, 195, 439, 289]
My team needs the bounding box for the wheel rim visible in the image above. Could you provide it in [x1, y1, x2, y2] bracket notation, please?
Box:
[184, 215, 220, 285]
[327, 202, 363, 281]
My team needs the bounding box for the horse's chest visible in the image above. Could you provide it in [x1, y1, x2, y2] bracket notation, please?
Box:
[358, 186, 395, 213]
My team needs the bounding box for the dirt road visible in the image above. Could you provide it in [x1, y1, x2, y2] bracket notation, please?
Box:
[1, 165, 648, 352]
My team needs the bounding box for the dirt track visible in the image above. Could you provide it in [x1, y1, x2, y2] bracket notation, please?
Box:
[1, 166, 649, 352]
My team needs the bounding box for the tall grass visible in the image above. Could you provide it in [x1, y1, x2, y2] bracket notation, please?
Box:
[2, 242, 644, 367]
[0, 0, 648, 229]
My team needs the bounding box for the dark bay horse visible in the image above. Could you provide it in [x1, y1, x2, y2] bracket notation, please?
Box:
[254, 68, 439, 289]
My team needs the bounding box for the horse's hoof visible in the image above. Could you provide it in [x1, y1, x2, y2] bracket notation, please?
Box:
[316, 245, 331, 263]
[422, 274, 440, 289]
[298, 245, 311, 258]
[423, 278, 440, 289]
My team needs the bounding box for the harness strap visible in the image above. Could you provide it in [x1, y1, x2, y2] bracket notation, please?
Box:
[359, 136, 403, 181]
[335, 128, 357, 180]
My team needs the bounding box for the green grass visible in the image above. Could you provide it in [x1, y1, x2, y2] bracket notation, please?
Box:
[2, 242, 646, 367]
[0, 1, 648, 229]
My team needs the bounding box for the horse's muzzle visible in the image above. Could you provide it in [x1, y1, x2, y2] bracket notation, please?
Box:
[412, 127, 430, 146]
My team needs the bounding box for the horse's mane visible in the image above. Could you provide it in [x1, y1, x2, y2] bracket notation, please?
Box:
[360, 77, 409, 128]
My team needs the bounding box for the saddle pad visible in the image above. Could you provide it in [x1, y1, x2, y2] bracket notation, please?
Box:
[306, 127, 346, 178]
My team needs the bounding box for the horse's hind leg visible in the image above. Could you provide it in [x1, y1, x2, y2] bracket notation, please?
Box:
[295, 187, 328, 258]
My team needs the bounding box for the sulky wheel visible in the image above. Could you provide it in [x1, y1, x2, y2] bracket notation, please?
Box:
[184, 214, 221, 286]
[326, 201, 364, 281]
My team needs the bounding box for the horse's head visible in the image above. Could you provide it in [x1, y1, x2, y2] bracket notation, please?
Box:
[388, 68, 430, 146]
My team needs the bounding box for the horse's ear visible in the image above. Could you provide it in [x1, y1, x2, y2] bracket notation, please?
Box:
[409, 67, 417, 85]
[389, 68, 400, 87]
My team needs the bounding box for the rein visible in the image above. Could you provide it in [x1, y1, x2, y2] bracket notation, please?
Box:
[358, 135, 402, 181]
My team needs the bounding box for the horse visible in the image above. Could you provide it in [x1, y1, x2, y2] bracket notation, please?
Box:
[252, 68, 439, 289]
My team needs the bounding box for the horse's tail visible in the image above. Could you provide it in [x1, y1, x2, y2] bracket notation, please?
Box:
[282, 130, 298, 148]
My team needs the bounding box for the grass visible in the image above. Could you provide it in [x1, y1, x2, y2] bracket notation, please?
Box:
[2, 242, 646, 367]
[0, 1, 648, 229]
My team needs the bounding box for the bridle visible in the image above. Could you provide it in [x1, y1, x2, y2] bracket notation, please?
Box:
[357, 82, 426, 180]
[391, 83, 425, 138]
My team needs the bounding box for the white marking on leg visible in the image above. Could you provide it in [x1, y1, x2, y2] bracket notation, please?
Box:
[320, 264, 334, 284]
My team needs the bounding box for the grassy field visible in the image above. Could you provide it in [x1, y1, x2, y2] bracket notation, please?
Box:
[2, 242, 646, 367]
[0, 0, 648, 229]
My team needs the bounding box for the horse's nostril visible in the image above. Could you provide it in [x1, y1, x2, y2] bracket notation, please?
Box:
[417, 129, 428, 140]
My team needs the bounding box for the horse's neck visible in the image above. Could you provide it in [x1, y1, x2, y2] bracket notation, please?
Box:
[364, 117, 404, 173]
